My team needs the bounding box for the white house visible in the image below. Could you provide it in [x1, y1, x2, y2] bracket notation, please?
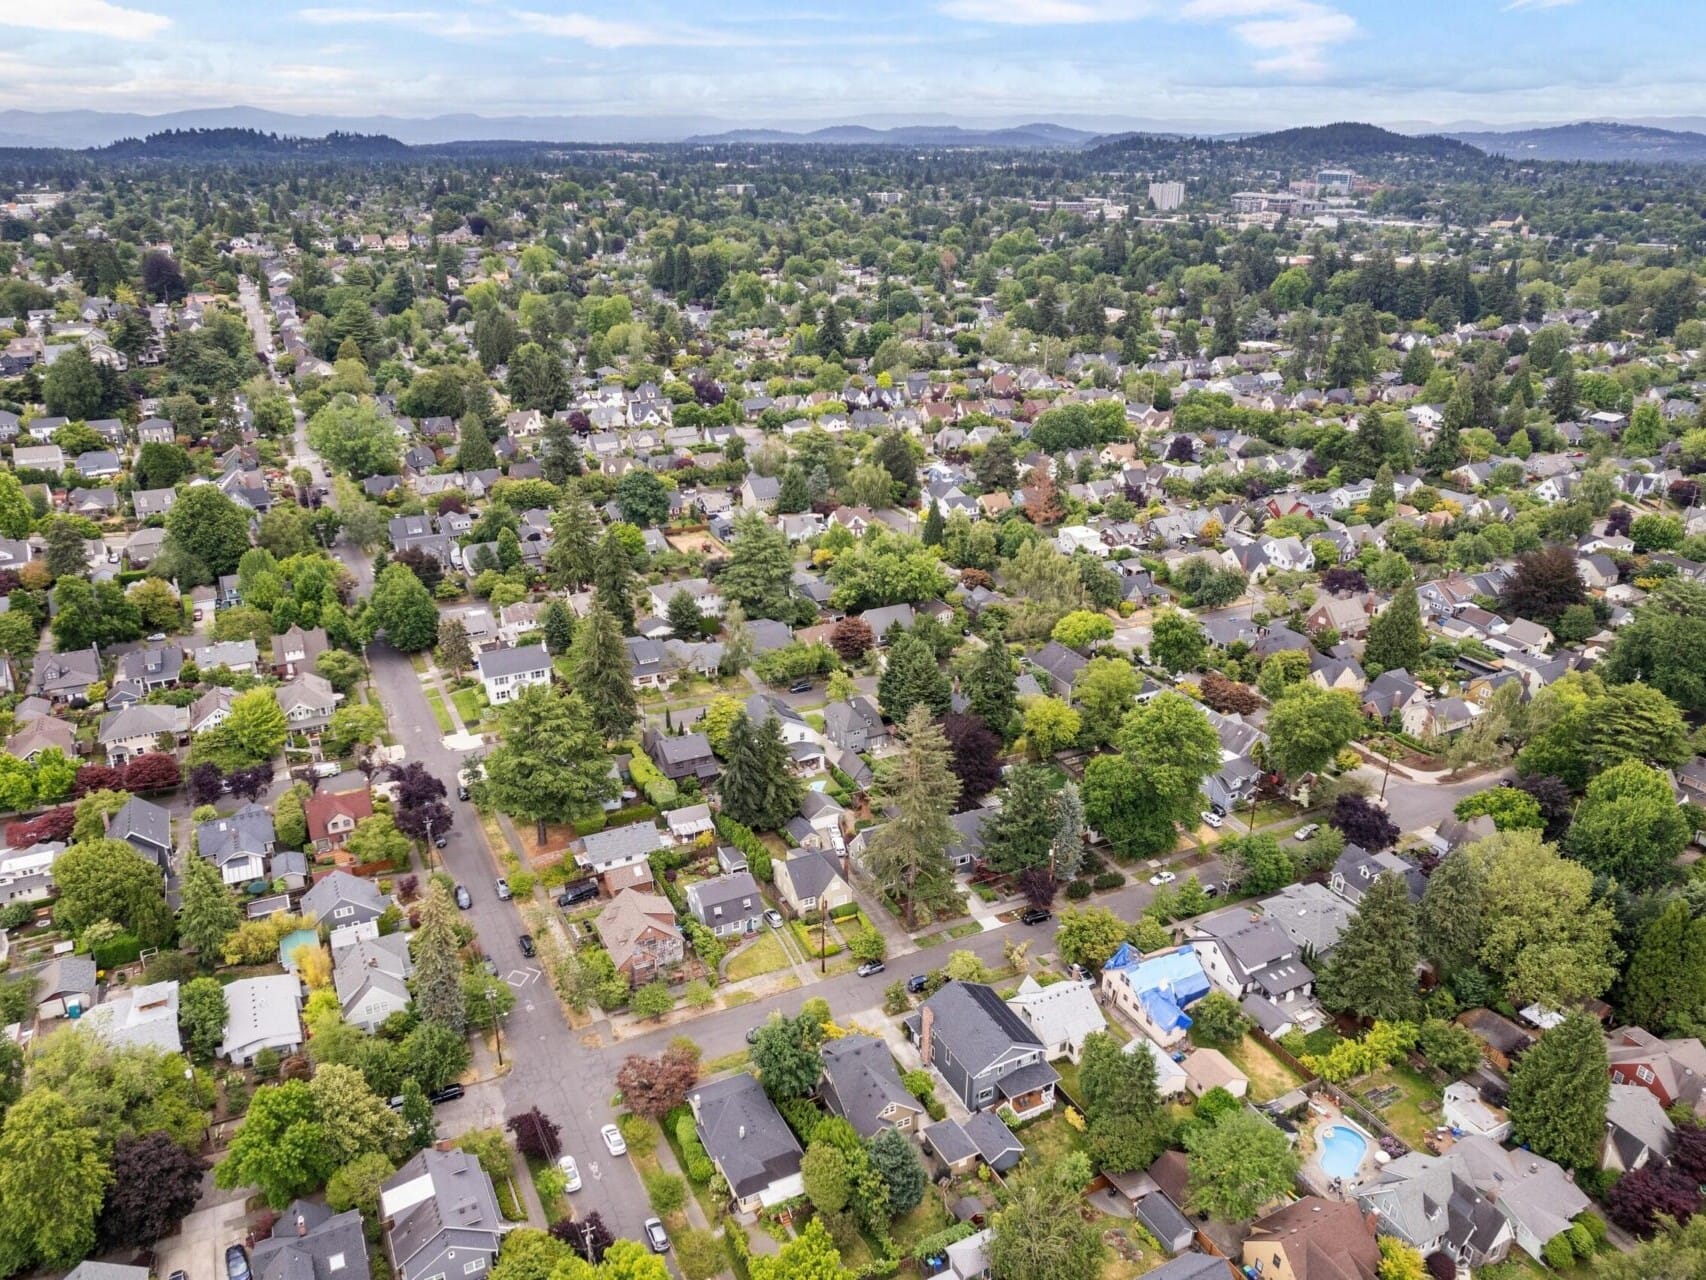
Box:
[1005, 976, 1108, 1063]
[220, 974, 304, 1064]
[477, 643, 552, 705]
[332, 932, 414, 1032]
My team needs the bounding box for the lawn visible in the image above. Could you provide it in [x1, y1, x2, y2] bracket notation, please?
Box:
[1018, 1108, 1088, 1167]
[1353, 1061, 1442, 1148]
[450, 684, 491, 726]
[1219, 1033, 1309, 1103]
[890, 1199, 953, 1254]
[725, 931, 791, 982]
[425, 690, 454, 734]
[703, 1048, 751, 1076]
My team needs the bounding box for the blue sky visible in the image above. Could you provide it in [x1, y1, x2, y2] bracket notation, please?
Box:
[0, 0, 1694, 130]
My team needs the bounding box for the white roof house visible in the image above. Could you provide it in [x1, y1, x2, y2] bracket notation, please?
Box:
[219, 974, 304, 1065]
[80, 980, 182, 1054]
[1005, 976, 1108, 1064]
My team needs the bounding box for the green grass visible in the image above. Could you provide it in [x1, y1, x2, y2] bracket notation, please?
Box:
[703, 1048, 752, 1076]
[450, 684, 491, 726]
[890, 1199, 954, 1254]
[553, 655, 574, 681]
[1018, 1108, 1088, 1167]
[1353, 1061, 1442, 1148]
[947, 920, 985, 939]
[425, 690, 454, 734]
[725, 931, 791, 982]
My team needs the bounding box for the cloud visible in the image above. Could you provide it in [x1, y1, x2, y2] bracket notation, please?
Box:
[936, 0, 1151, 23]
[1182, 0, 1356, 77]
[506, 9, 686, 47]
[298, 8, 484, 37]
[0, 0, 169, 39]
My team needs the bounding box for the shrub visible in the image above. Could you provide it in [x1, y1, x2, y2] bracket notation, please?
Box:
[1091, 871, 1125, 890]
[674, 1112, 715, 1183]
[642, 1168, 687, 1216]
[1541, 1232, 1574, 1269]
[1065, 879, 1093, 900]
[673, 1229, 726, 1280]
[616, 1113, 657, 1156]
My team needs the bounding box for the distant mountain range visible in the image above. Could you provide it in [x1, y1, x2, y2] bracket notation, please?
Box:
[3, 106, 1706, 164]
[1448, 121, 1706, 164]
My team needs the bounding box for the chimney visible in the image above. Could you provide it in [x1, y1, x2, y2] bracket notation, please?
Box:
[296, 1214, 307, 1237]
[920, 1004, 935, 1066]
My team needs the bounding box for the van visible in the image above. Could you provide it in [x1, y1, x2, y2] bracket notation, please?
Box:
[557, 879, 599, 908]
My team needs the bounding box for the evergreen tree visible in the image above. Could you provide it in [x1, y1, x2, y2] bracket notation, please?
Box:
[480, 685, 619, 841]
[437, 617, 474, 675]
[1508, 1011, 1609, 1170]
[1052, 781, 1087, 883]
[815, 303, 846, 358]
[540, 599, 575, 655]
[1364, 575, 1426, 673]
[719, 714, 803, 832]
[545, 495, 599, 589]
[1545, 361, 1578, 420]
[456, 414, 496, 473]
[963, 634, 1017, 733]
[177, 852, 240, 962]
[1369, 463, 1396, 518]
[1079, 1029, 1169, 1172]
[776, 466, 809, 515]
[665, 590, 703, 637]
[411, 881, 466, 1032]
[1317, 873, 1420, 1021]
[1418, 844, 1485, 987]
[981, 764, 1059, 876]
[568, 603, 637, 742]
[592, 530, 636, 632]
[1622, 899, 1706, 1037]
[921, 500, 944, 547]
[877, 632, 950, 724]
[371, 562, 439, 652]
[863, 707, 959, 928]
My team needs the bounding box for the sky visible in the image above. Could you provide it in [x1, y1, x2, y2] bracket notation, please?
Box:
[0, 0, 1697, 132]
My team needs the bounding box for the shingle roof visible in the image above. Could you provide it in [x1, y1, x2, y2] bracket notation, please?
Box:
[921, 981, 1046, 1075]
[692, 1073, 802, 1199]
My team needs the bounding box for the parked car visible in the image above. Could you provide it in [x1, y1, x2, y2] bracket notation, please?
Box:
[557, 879, 598, 908]
[428, 1083, 465, 1105]
[495, 878, 512, 901]
[1148, 870, 1177, 886]
[1209, 802, 1226, 816]
[1020, 907, 1052, 925]
[764, 909, 784, 929]
[787, 680, 813, 694]
[856, 960, 886, 978]
[1203, 883, 1221, 899]
[1294, 824, 1320, 841]
[1200, 810, 1224, 828]
[558, 1154, 582, 1193]
[906, 972, 932, 994]
[644, 1218, 671, 1253]
[454, 884, 472, 910]
[601, 1123, 627, 1156]
[225, 1246, 250, 1280]
[518, 934, 536, 958]
[457, 784, 471, 801]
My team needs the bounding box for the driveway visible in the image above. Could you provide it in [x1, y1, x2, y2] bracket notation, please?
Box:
[154, 1192, 251, 1280]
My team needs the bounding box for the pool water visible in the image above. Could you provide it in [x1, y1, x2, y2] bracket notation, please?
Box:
[1318, 1123, 1369, 1181]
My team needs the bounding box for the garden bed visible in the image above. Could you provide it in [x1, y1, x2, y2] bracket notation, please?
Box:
[1352, 1062, 1442, 1148]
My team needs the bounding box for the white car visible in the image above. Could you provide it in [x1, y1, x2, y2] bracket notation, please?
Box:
[1148, 870, 1177, 886]
[601, 1123, 627, 1156]
[558, 1154, 582, 1192]
[1294, 824, 1321, 842]
[1200, 810, 1224, 828]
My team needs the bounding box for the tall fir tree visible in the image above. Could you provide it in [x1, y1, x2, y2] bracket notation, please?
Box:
[776, 466, 809, 515]
[411, 881, 467, 1032]
[1051, 781, 1087, 882]
[863, 706, 959, 928]
[178, 851, 241, 961]
[540, 599, 575, 655]
[1364, 576, 1426, 674]
[455, 414, 496, 473]
[545, 495, 599, 590]
[592, 530, 636, 633]
[1316, 872, 1421, 1022]
[719, 713, 804, 832]
[963, 635, 1018, 735]
[1622, 899, 1706, 1037]
[878, 632, 951, 724]
[1508, 1011, 1609, 1170]
[981, 764, 1060, 876]
[921, 500, 944, 547]
[568, 602, 637, 742]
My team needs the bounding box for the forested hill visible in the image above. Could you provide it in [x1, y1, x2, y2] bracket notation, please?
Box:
[94, 128, 408, 159]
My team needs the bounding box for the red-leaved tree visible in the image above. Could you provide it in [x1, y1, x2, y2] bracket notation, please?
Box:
[614, 1044, 701, 1121]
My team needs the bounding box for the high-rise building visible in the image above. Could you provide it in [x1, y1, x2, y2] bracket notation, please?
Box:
[1149, 180, 1185, 211]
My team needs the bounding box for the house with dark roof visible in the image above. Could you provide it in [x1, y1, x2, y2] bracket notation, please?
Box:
[198, 803, 275, 885]
[1184, 905, 1319, 1032]
[906, 981, 1059, 1120]
[380, 1148, 503, 1280]
[685, 870, 764, 938]
[773, 846, 853, 918]
[110, 795, 172, 870]
[575, 822, 664, 895]
[690, 1073, 804, 1212]
[642, 729, 720, 783]
[301, 870, 387, 929]
[823, 695, 885, 753]
[1028, 641, 1087, 696]
[820, 1033, 926, 1138]
[252, 1201, 371, 1280]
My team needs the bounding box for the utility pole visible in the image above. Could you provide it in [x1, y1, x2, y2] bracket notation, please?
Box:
[487, 987, 503, 1067]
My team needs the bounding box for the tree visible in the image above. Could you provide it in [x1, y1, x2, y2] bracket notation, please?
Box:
[1317, 873, 1420, 1022]
[507, 1108, 563, 1161]
[1022, 696, 1081, 758]
[942, 712, 1002, 804]
[214, 1079, 335, 1207]
[402, 1020, 470, 1091]
[1055, 905, 1132, 971]
[1223, 833, 1295, 895]
[719, 713, 803, 832]
[1330, 794, 1400, 851]
[1184, 1108, 1300, 1221]
[1508, 1011, 1609, 1170]
[592, 530, 636, 631]
[437, 617, 475, 675]
[1149, 608, 1206, 674]
[1074, 657, 1139, 749]
[1502, 544, 1586, 624]
[42, 345, 105, 419]
[1470, 830, 1620, 1006]
[614, 471, 671, 527]
[371, 562, 439, 652]
[1051, 609, 1113, 651]
[222, 686, 289, 764]
[1453, 786, 1543, 832]
[1565, 760, 1692, 890]
[1376, 1237, 1428, 1280]
[307, 396, 402, 479]
[546, 495, 600, 590]
[1363, 579, 1425, 673]
[1079, 1029, 1169, 1172]
[568, 603, 637, 742]
[52, 838, 172, 944]
[987, 1155, 1104, 1280]
[479, 685, 619, 842]
[310, 1062, 406, 1168]
[98, 1132, 205, 1250]
[719, 513, 795, 619]
[1188, 991, 1251, 1047]
[0, 1089, 111, 1272]
[411, 880, 467, 1031]
[877, 631, 950, 724]
[540, 599, 575, 655]
[829, 616, 874, 663]
[1418, 851, 1485, 989]
[862, 707, 959, 928]
[800, 1139, 852, 1214]
[749, 1219, 846, 1280]
[614, 1045, 700, 1121]
[751, 1013, 823, 1100]
[178, 975, 230, 1059]
[178, 855, 240, 962]
[964, 635, 1017, 734]
[164, 485, 253, 581]
[1417, 1018, 1484, 1077]
[1606, 1163, 1702, 1237]
[867, 1124, 925, 1214]
[1603, 578, 1706, 714]
[664, 590, 702, 638]
[326, 1150, 396, 1223]
[630, 980, 673, 1021]
[1623, 900, 1706, 1037]
[1264, 684, 1364, 780]
[1051, 781, 1087, 882]
[1087, 693, 1220, 860]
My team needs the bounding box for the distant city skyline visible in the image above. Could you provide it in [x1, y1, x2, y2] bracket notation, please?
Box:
[0, 0, 1695, 130]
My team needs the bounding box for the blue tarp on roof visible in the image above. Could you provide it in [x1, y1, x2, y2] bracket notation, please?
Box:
[1105, 943, 1211, 1034]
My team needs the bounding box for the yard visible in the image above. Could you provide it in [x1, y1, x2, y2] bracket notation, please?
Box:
[724, 930, 791, 982]
[1018, 1106, 1089, 1167]
[889, 1198, 954, 1254]
[450, 683, 492, 727]
[1352, 1061, 1442, 1148]
[424, 690, 454, 734]
[1218, 1033, 1309, 1103]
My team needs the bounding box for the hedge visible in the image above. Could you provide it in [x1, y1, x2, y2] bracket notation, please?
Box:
[714, 813, 772, 881]
[673, 1110, 715, 1184]
[908, 1223, 979, 1263]
[91, 931, 144, 969]
[1065, 879, 1093, 899]
[628, 752, 680, 808]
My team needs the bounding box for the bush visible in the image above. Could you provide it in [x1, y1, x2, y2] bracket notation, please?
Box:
[91, 930, 144, 968]
[1574, 1212, 1608, 1247]
[1541, 1232, 1575, 1269]
[674, 1112, 715, 1183]
[1065, 879, 1093, 900]
[1091, 871, 1125, 890]
[642, 1168, 686, 1216]
[673, 1229, 726, 1280]
[616, 1113, 657, 1156]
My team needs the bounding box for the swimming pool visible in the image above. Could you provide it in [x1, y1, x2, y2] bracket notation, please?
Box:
[1318, 1123, 1369, 1181]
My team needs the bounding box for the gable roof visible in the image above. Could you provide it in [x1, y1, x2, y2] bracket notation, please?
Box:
[692, 1073, 803, 1199]
[922, 980, 1048, 1074]
[820, 1033, 920, 1138]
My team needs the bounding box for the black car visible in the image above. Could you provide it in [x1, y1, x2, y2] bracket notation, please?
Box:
[225, 1246, 250, 1280]
[788, 680, 813, 694]
[428, 1083, 465, 1105]
[518, 934, 537, 958]
[1020, 907, 1052, 925]
[557, 879, 599, 908]
[905, 972, 931, 994]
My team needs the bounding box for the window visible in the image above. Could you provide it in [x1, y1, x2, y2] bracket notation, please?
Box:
[463, 1261, 486, 1275]
[1637, 1066, 1655, 1084]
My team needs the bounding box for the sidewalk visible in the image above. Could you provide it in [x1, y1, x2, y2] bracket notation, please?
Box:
[651, 1132, 712, 1232]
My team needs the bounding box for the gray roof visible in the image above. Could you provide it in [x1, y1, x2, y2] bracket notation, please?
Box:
[820, 1033, 920, 1138]
[577, 821, 666, 868]
[920, 981, 1048, 1075]
[782, 847, 843, 902]
[962, 1110, 1025, 1168]
[65, 1265, 151, 1280]
[111, 795, 172, 852]
[686, 870, 763, 920]
[37, 953, 97, 998]
[649, 731, 714, 766]
[923, 1118, 978, 1165]
[253, 1204, 371, 1280]
[301, 870, 385, 921]
[477, 643, 550, 680]
[1144, 1254, 1236, 1280]
[692, 1072, 803, 1199]
[382, 1147, 502, 1277]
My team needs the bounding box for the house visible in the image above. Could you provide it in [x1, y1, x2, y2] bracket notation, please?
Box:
[5, 714, 75, 761]
[1242, 1197, 1379, 1280]
[1100, 943, 1212, 1051]
[274, 625, 329, 678]
[740, 473, 781, 511]
[1181, 1047, 1247, 1099]
[302, 870, 388, 929]
[198, 804, 276, 885]
[0, 843, 56, 906]
[477, 643, 552, 704]
[575, 823, 665, 895]
[642, 729, 720, 783]
[1608, 1026, 1706, 1112]
[305, 789, 374, 852]
[110, 795, 172, 870]
[190, 639, 260, 674]
[690, 1073, 805, 1212]
[666, 802, 716, 843]
[81, 980, 183, 1054]
[773, 846, 853, 918]
[1029, 641, 1087, 696]
[30, 647, 101, 702]
[1005, 976, 1107, 1063]
[219, 974, 303, 1064]
[685, 870, 765, 937]
[116, 642, 183, 690]
[251, 1201, 371, 1280]
[625, 635, 672, 688]
[1143, 1252, 1232, 1280]
[34, 953, 97, 1019]
[380, 1148, 503, 1280]
[1603, 1082, 1675, 1173]
[907, 981, 1059, 1120]
[824, 695, 886, 752]
[1359, 1134, 1586, 1267]
[1185, 906, 1318, 1031]
[1261, 881, 1356, 960]
[98, 702, 188, 765]
[593, 888, 684, 984]
[1329, 846, 1425, 906]
[65, 1264, 152, 1280]
[332, 933, 414, 1032]
[820, 1033, 926, 1138]
[1442, 1080, 1509, 1142]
